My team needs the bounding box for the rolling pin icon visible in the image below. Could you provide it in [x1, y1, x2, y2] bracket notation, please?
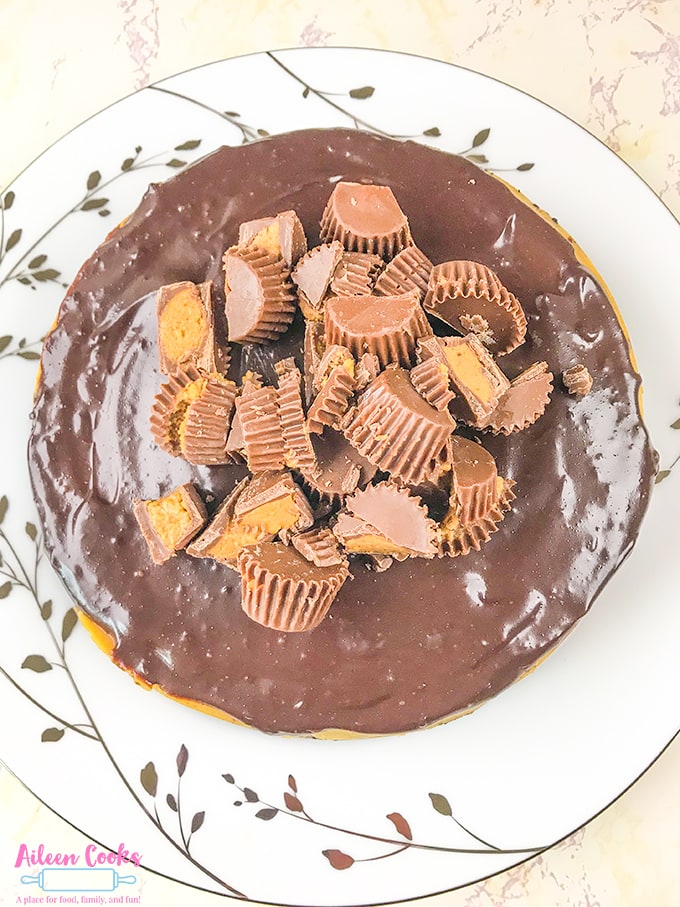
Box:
[21, 868, 137, 891]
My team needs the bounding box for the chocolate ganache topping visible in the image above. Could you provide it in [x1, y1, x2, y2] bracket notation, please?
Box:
[28, 129, 656, 735]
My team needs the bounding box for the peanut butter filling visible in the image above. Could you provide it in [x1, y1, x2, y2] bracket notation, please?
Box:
[158, 287, 207, 366]
[444, 343, 494, 405]
[145, 489, 194, 551]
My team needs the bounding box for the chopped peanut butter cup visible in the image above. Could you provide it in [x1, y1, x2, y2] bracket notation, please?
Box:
[291, 526, 348, 568]
[235, 379, 286, 473]
[307, 366, 356, 435]
[223, 246, 297, 343]
[300, 429, 377, 508]
[409, 357, 455, 411]
[238, 210, 307, 268]
[424, 260, 527, 355]
[480, 361, 554, 435]
[438, 478, 516, 557]
[374, 245, 433, 303]
[149, 366, 237, 464]
[449, 435, 499, 524]
[340, 481, 437, 559]
[238, 541, 349, 632]
[562, 363, 593, 396]
[303, 320, 326, 405]
[156, 280, 228, 376]
[354, 352, 380, 390]
[185, 477, 264, 566]
[330, 251, 384, 296]
[134, 483, 207, 565]
[292, 241, 344, 309]
[319, 181, 412, 259]
[439, 334, 510, 427]
[275, 358, 317, 472]
[325, 291, 432, 369]
[343, 365, 454, 485]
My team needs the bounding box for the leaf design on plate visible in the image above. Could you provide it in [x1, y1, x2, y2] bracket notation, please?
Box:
[255, 807, 278, 820]
[121, 157, 135, 172]
[0, 495, 7, 524]
[428, 792, 453, 816]
[175, 140, 201, 151]
[243, 787, 259, 803]
[2, 190, 15, 210]
[0, 336, 11, 354]
[40, 600, 52, 621]
[655, 469, 670, 484]
[140, 761, 158, 797]
[386, 812, 413, 840]
[28, 255, 47, 270]
[323, 849, 354, 870]
[5, 229, 22, 253]
[517, 162, 535, 172]
[671, 417, 680, 430]
[177, 742, 188, 776]
[472, 128, 490, 148]
[86, 170, 102, 190]
[25, 522, 37, 541]
[61, 608, 78, 642]
[283, 792, 303, 812]
[81, 198, 109, 211]
[18, 351, 40, 360]
[302, 86, 310, 99]
[222, 773, 235, 784]
[0, 581, 11, 599]
[349, 86, 374, 100]
[288, 774, 297, 793]
[34, 269, 61, 282]
[166, 792, 178, 812]
[423, 127, 441, 137]
[21, 655, 52, 673]
[166, 159, 186, 168]
[41, 727, 65, 743]
[191, 810, 205, 833]
[467, 154, 488, 164]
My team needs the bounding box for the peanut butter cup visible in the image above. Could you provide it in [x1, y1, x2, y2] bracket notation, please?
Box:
[424, 260, 527, 355]
[319, 181, 412, 258]
[238, 541, 349, 632]
[291, 526, 348, 568]
[439, 334, 511, 427]
[238, 209, 307, 268]
[223, 246, 297, 343]
[480, 361, 554, 435]
[409, 357, 455, 411]
[562, 363, 593, 396]
[438, 478, 516, 557]
[149, 366, 237, 464]
[340, 481, 437, 559]
[330, 251, 384, 296]
[134, 483, 207, 565]
[374, 244, 433, 302]
[324, 291, 432, 368]
[234, 376, 286, 472]
[343, 365, 454, 485]
[275, 358, 317, 472]
[156, 280, 228, 376]
[291, 241, 343, 309]
[449, 435, 499, 524]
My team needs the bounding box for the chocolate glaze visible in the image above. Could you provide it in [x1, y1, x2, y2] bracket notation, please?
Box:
[28, 129, 656, 735]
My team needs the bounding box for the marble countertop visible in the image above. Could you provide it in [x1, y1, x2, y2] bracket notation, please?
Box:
[1, 1, 678, 904]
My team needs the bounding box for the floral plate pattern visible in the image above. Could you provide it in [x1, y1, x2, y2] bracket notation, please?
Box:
[1, 48, 679, 906]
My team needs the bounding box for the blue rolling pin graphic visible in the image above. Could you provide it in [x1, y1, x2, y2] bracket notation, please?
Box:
[21, 868, 137, 891]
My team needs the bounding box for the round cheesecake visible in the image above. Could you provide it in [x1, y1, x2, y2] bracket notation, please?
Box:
[28, 129, 656, 736]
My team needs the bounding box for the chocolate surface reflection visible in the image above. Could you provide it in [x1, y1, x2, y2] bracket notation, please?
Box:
[29, 129, 655, 735]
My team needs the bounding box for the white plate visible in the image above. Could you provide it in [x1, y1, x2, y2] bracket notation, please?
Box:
[0, 48, 679, 906]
